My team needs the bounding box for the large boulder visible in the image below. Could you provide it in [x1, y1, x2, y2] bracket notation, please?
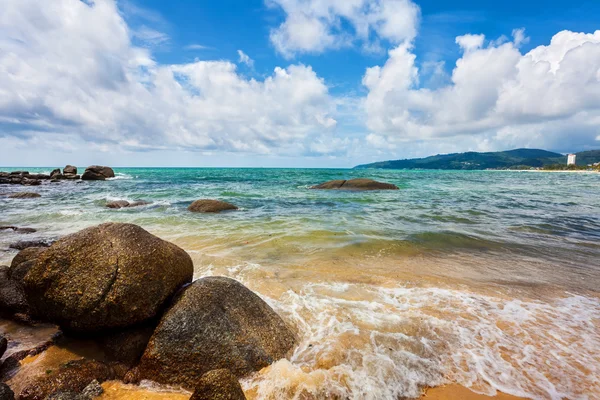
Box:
[0, 334, 7, 359]
[10, 247, 46, 282]
[311, 178, 398, 191]
[137, 277, 296, 388]
[188, 200, 238, 213]
[23, 223, 193, 333]
[190, 369, 247, 400]
[50, 169, 62, 178]
[19, 359, 116, 400]
[81, 166, 115, 181]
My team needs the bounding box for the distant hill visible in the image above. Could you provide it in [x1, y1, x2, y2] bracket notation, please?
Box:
[354, 149, 600, 170]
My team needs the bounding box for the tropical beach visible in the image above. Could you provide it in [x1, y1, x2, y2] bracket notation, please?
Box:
[0, 167, 598, 399]
[3, 0, 600, 398]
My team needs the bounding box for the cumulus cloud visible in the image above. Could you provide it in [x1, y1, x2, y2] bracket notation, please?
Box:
[267, 0, 420, 58]
[362, 30, 600, 152]
[0, 0, 336, 156]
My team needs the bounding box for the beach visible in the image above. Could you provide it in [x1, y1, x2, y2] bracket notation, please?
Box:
[1, 168, 599, 399]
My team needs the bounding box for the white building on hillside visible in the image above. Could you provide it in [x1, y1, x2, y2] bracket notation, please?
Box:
[567, 154, 577, 166]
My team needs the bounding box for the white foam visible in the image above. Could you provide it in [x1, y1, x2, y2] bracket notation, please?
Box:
[236, 281, 600, 400]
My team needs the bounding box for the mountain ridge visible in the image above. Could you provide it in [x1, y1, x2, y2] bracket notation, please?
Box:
[354, 149, 600, 170]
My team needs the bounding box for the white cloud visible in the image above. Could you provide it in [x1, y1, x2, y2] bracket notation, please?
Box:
[237, 50, 254, 67]
[455, 34, 485, 52]
[132, 25, 170, 47]
[362, 30, 600, 153]
[267, 0, 420, 58]
[0, 0, 337, 156]
[184, 43, 212, 51]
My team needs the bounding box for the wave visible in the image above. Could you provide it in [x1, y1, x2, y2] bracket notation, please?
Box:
[240, 282, 599, 400]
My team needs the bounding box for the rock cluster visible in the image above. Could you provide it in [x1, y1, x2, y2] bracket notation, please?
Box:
[0, 223, 294, 399]
[0, 165, 114, 185]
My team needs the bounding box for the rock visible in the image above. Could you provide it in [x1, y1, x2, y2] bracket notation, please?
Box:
[105, 200, 150, 209]
[0, 265, 29, 316]
[63, 165, 78, 175]
[7, 192, 41, 199]
[10, 247, 46, 282]
[0, 383, 14, 400]
[81, 166, 115, 181]
[0, 226, 37, 234]
[62, 174, 80, 180]
[46, 392, 86, 400]
[19, 359, 116, 400]
[51, 169, 62, 178]
[190, 369, 247, 400]
[10, 171, 28, 175]
[311, 178, 399, 191]
[97, 325, 154, 366]
[22, 178, 41, 186]
[81, 379, 104, 398]
[9, 240, 54, 251]
[137, 277, 296, 388]
[0, 334, 7, 359]
[24, 223, 193, 333]
[26, 174, 51, 180]
[188, 200, 238, 213]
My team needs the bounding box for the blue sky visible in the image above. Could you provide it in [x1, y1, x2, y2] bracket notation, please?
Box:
[1, 0, 600, 167]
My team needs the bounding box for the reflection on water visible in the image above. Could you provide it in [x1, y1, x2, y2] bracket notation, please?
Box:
[1, 169, 599, 399]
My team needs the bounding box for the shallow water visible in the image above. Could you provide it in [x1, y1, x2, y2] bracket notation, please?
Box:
[1, 168, 599, 399]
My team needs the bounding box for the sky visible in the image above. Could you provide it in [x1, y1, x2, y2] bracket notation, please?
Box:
[1, 0, 600, 167]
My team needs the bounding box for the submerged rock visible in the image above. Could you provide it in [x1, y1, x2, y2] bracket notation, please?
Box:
[0, 226, 37, 234]
[105, 200, 150, 209]
[188, 200, 238, 213]
[7, 192, 41, 199]
[24, 223, 193, 333]
[311, 178, 398, 191]
[19, 359, 116, 400]
[190, 369, 247, 400]
[81, 166, 115, 181]
[137, 276, 296, 388]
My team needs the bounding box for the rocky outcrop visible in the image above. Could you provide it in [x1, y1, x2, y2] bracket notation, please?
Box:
[188, 200, 238, 213]
[19, 359, 116, 400]
[137, 277, 296, 388]
[51, 169, 62, 178]
[24, 223, 193, 333]
[0, 171, 50, 186]
[311, 178, 399, 191]
[106, 200, 150, 209]
[7, 192, 41, 199]
[81, 166, 115, 181]
[190, 369, 247, 400]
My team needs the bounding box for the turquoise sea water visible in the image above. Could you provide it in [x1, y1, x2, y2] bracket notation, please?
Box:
[1, 168, 600, 399]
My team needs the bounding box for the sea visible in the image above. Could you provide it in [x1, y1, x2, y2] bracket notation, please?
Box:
[1, 168, 599, 400]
